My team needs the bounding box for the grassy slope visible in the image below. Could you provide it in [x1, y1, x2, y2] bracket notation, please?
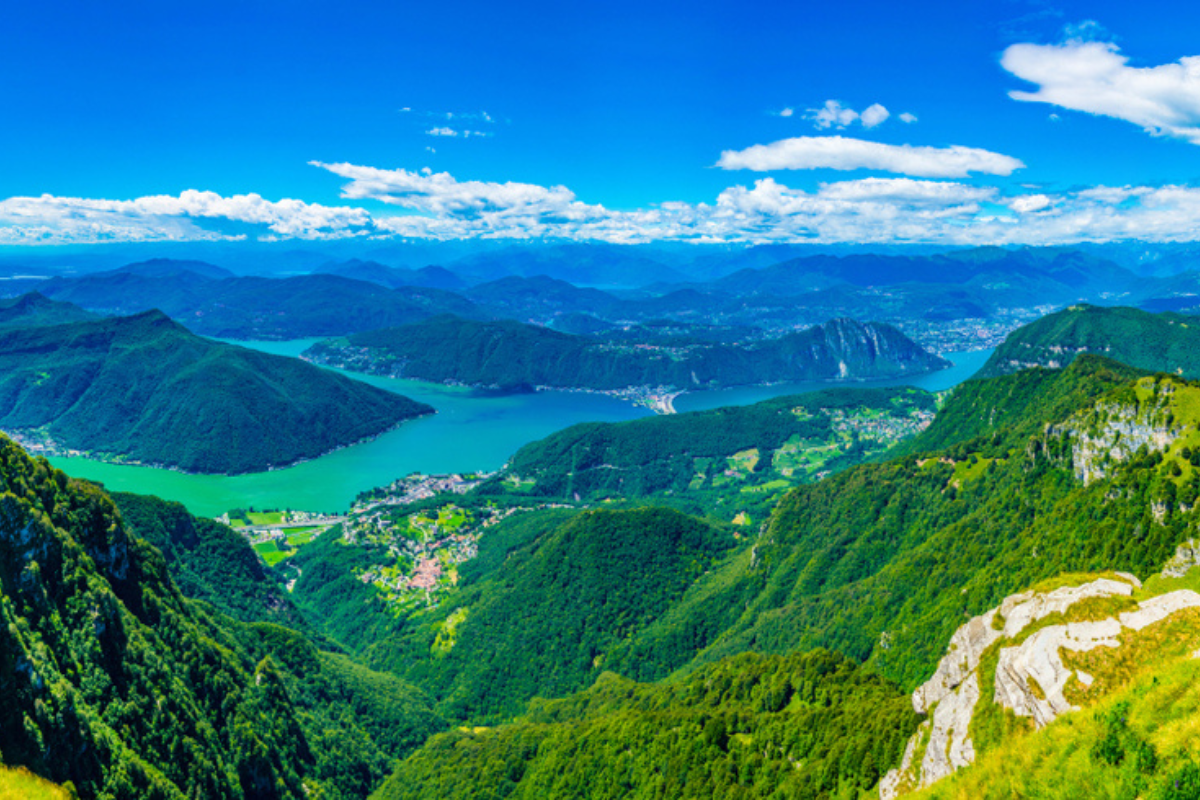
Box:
[0, 766, 70, 800]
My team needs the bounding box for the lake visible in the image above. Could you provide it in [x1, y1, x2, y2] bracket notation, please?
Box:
[49, 342, 993, 518]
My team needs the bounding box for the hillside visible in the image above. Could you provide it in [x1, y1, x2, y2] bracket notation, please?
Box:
[365, 507, 737, 720]
[0, 311, 432, 473]
[0, 293, 97, 330]
[494, 385, 937, 518]
[881, 569, 1200, 798]
[303, 314, 949, 392]
[347, 357, 1200, 799]
[372, 650, 918, 800]
[0, 434, 443, 798]
[111, 491, 310, 630]
[977, 304, 1200, 379]
[36, 270, 480, 339]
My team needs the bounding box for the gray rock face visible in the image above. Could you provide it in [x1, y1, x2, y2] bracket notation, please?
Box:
[1162, 538, 1200, 579]
[993, 618, 1123, 727]
[878, 574, 1200, 799]
[1053, 385, 1179, 485]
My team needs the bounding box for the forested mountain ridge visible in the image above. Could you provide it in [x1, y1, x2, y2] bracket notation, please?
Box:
[0, 310, 432, 473]
[35, 271, 480, 339]
[0, 292, 97, 330]
[0, 434, 446, 798]
[303, 314, 949, 392]
[353, 356, 1200, 799]
[976, 304, 1200, 379]
[491, 385, 938, 519]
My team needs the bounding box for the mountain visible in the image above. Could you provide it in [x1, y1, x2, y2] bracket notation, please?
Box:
[319, 259, 467, 291]
[303, 314, 950, 392]
[464, 274, 626, 320]
[976, 304, 1200, 379]
[36, 272, 481, 339]
[666, 247, 1135, 306]
[0, 434, 445, 798]
[0, 310, 432, 473]
[493, 385, 937, 517]
[373, 649, 917, 800]
[446, 243, 686, 287]
[368, 507, 737, 720]
[106, 257, 236, 280]
[0, 292, 97, 329]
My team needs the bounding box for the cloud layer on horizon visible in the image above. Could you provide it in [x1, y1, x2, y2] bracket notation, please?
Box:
[7, 161, 1200, 247]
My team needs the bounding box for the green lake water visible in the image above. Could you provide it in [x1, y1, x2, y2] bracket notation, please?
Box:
[49, 341, 993, 518]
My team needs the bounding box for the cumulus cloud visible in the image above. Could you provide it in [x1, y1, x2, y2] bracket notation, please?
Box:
[1009, 194, 1052, 213]
[0, 190, 373, 245]
[715, 135, 1025, 178]
[427, 127, 458, 137]
[778, 107, 795, 117]
[807, 100, 895, 130]
[12, 162, 1200, 247]
[899, 112, 918, 123]
[859, 104, 890, 128]
[1002, 37, 1200, 143]
[809, 100, 863, 129]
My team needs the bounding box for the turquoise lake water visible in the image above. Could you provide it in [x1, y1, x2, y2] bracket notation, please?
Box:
[49, 342, 993, 518]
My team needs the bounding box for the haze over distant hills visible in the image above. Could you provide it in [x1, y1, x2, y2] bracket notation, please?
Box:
[9, 245, 1200, 351]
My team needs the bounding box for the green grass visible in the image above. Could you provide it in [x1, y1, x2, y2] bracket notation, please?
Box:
[284, 528, 322, 546]
[0, 767, 70, 800]
[253, 539, 295, 566]
[917, 656, 1200, 800]
[950, 457, 993, 487]
[247, 511, 285, 526]
[740, 479, 790, 494]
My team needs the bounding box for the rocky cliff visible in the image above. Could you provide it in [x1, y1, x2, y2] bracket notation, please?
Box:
[880, 563, 1200, 797]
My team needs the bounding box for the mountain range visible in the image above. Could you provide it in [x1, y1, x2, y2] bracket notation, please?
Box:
[11, 252, 1200, 799]
[302, 314, 949, 393]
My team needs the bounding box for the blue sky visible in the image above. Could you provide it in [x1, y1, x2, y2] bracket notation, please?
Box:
[6, 0, 1200, 245]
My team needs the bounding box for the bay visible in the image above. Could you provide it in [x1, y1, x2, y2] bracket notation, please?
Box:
[49, 342, 992, 518]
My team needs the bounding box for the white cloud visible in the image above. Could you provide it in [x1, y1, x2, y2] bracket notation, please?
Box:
[426, 127, 459, 137]
[816, 177, 995, 206]
[860, 104, 890, 128]
[809, 100, 863, 129]
[13, 163, 1200, 248]
[1002, 38, 1200, 143]
[0, 190, 373, 245]
[807, 100, 895, 130]
[899, 112, 918, 124]
[1009, 194, 1052, 213]
[715, 135, 1025, 178]
[778, 107, 794, 117]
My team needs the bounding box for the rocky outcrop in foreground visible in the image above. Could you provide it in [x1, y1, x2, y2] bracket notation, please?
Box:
[880, 568, 1200, 798]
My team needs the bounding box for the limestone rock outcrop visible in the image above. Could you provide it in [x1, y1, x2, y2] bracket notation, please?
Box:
[881, 574, 1200, 798]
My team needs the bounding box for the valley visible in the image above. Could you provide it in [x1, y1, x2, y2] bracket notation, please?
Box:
[9, 243, 1200, 800]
